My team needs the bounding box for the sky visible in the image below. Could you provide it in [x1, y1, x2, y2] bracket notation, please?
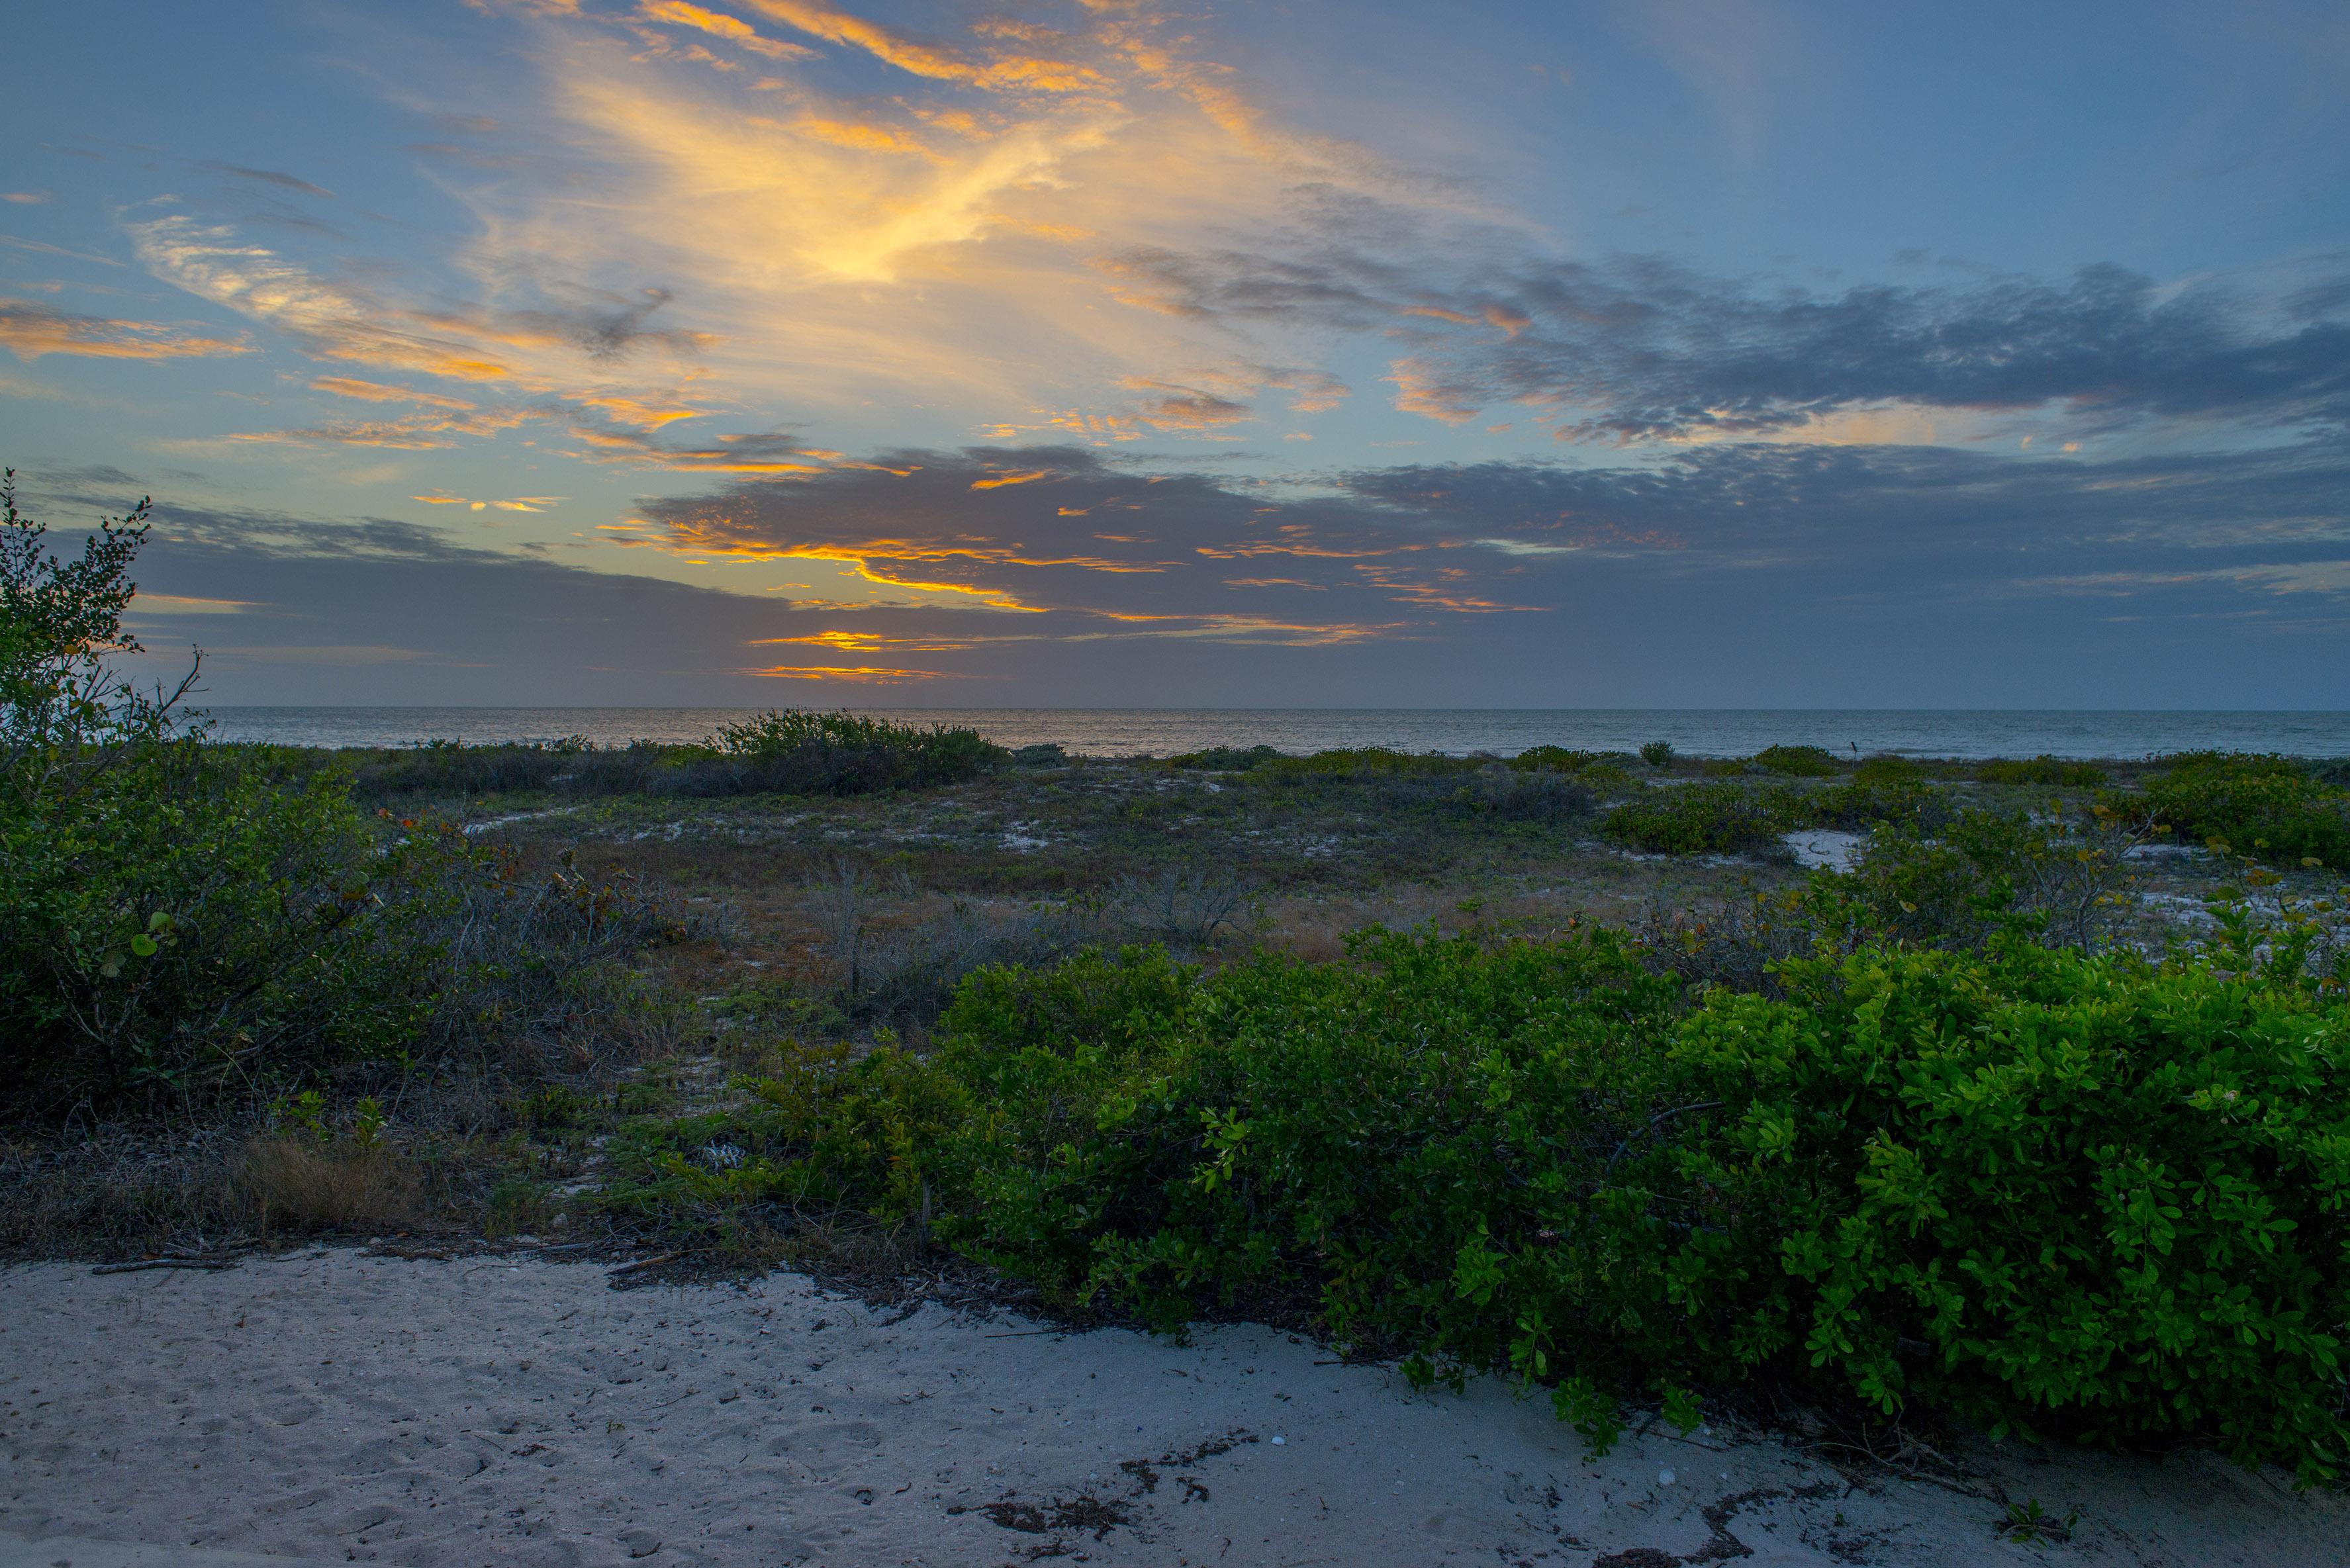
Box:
[5, 0, 2349, 708]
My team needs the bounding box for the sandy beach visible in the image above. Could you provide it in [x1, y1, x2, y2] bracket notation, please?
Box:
[3, 1250, 2342, 1567]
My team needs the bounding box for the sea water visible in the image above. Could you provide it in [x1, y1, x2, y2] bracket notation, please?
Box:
[198, 708, 2350, 759]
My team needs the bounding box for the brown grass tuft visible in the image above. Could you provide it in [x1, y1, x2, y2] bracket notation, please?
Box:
[233, 1136, 430, 1236]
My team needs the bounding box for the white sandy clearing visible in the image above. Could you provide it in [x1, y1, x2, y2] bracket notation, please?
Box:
[3, 1251, 2343, 1568]
[1782, 831, 1863, 872]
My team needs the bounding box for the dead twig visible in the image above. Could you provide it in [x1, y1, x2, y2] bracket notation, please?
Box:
[92, 1254, 242, 1275]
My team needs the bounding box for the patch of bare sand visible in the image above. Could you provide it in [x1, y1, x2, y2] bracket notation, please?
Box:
[2, 1252, 2341, 1566]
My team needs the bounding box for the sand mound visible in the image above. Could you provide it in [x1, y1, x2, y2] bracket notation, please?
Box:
[3, 1250, 2341, 1565]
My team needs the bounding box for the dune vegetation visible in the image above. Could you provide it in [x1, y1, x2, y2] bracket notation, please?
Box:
[7, 473, 2350, 1481]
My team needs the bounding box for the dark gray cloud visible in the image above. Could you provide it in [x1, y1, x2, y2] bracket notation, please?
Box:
[1113, 239, 2350, 439]
[201, 161, 336, 198]
[23, 430, 2349, 708]
[510, 286, 704, 362]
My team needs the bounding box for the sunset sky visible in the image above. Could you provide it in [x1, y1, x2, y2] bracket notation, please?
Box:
[7, 0, 2349, 706]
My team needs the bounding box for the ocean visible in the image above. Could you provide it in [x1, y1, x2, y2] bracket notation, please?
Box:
[196, 708, 2350, 760]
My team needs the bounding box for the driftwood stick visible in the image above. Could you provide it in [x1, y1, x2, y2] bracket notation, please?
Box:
[92, 1256, 242, 1275]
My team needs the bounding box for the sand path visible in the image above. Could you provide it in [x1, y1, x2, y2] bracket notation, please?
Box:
[3, 1250, 2341, 1567]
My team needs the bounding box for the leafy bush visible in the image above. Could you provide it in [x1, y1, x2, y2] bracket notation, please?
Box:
[1511, 746, 1629, 774]
[1640, 741, 1675, 768]
[929, 931, 1695, 1383]
[1254, 753, 1594, 826]
[715, 708, 1005, 786]
[1603, 782, 1794, 854]
[1977, 755, 2108, 788]
[347, 711, 1007, 801]
[1803, 777, 1947, 833]
[1258, 747, 1481, 778]
[1168, 744, 1281, 770]
[1852, 755, 1923, 784]
[1750, 744, 1841, 776]
[1680, 940, 2350, 1479]
[696, 929, 2350, 1479]
[2120, 752, 2350, 870]
[1822, 807, 2139, 950]
[0, 475, 673, 1115]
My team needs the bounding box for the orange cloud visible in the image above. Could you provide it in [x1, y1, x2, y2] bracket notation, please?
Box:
[794, 117, 937, 157]
[0, 299, 248, 361]
[567, 391, 706, 429]
[970, 469, 1051, 488]
[748, 629, 973, 651]
[745, 662, 950, 682]
[1386, 358, 1481, 424]
[737, 0, 1106, 93]
[312, 375, 477, 410]
[640, 0, 812, 59]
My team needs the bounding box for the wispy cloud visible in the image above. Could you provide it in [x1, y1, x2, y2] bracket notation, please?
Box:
[0, 298, 249, 361]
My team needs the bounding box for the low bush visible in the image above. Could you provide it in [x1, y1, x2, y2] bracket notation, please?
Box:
[1640, 740, 1675, 768]
[2118, 752, 2350, 870]
[1168, 744, 1281, 770]
[1603, 782, 1794, 854]
[1681, 941, 2350, 1478]
[1750, 744, 1841, 776]
[1258, 747, 1481, 778]
[643, 929, 2350, 1480]
[1, 475, 675, 1117]
[1852, 755, 1922, 784]
[1977, 755, 2108, 788]
[1511, 746, 1629, 774]
[348, 712, 1007, 802]
[1254, 754, 1595, 827]
[714, 709, 1006, 792]
[1803, 777, 1948, 833]
[1822, 807, 2139, 951]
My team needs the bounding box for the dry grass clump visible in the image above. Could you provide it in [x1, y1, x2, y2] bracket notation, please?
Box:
[232, 1134, 433, 1236]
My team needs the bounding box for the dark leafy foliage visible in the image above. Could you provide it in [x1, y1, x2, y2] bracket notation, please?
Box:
[1603, 782, 1795, 854]
[344, 711, 1008, 801]
[1166, 744, 1282, 770]
[2118, 752, 2350, 870]
[638, 929, 2350, 1480]
[0, 477, 672, 1115]
[1977, 755, 2108, 788]
[1750, 744, 1842, 776]
[1680, 941, 2350, 1481]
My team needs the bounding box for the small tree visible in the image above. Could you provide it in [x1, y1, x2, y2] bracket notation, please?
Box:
[1, 469, 195, 757]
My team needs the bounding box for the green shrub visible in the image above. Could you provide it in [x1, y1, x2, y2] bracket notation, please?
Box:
[1750, 744, 1841, 776]
[1977, 755, 2108, 788]
[712, 709, 1008, 792]
[344, 713, 1007, 801]
[1803, 777, 1947, 833]
[1603, 782, 1794, 854]
[1852, 755, 1922, 784]
[1640, 741, 1675, 768]
[1511, 746, 1628, 774]
[1680, 940, 2350, 1479]
[0, 473, 673, 1114]
[1167, 744, 1281, 770]
[2120, 753, 2350, 870]
[1258, 747, 1480, 778]
[929, 932, 1697, 1389]
[704, 930, 2350, 1479]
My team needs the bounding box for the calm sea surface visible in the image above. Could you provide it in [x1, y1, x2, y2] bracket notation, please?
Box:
[199, 708, 2350, 759]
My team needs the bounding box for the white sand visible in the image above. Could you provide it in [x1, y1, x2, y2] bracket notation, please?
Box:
[3, 1250, 2342, 1567]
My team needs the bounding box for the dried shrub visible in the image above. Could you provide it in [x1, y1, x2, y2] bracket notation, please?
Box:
[233, 1133, 428, 1235]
